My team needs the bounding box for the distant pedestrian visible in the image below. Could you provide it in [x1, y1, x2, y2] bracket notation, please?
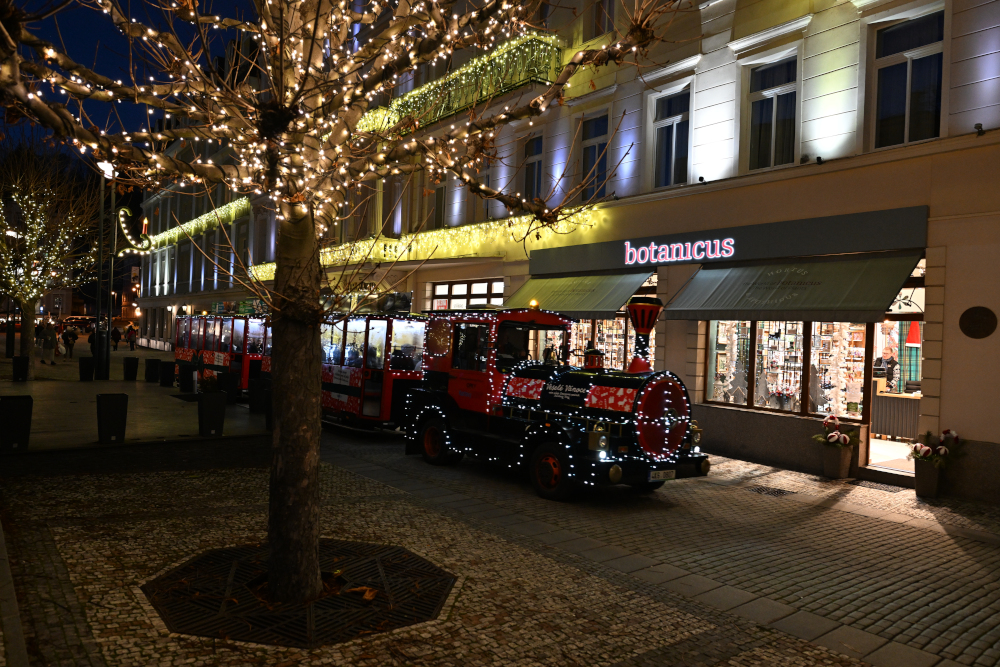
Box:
[40, 322, 57, 364]
[62, 326, 78, 359]
[34, 322, 43, 346]
[126, 325, 137, 351]
[88, 330, 96, 356]
[111, 326, 121, 351]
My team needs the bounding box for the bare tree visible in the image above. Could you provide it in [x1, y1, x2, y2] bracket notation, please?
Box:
[0, 127, 98, 378]
[0, 0, 686, 602]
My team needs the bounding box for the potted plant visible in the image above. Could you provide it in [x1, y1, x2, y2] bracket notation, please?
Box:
[812, 415, 858, 479]
[909, 430, 960, 499]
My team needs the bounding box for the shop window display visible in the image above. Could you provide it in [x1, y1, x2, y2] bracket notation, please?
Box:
[809, 322, 866, 419]
[754, 321, 804, 412]
[707, 320, 751, 405]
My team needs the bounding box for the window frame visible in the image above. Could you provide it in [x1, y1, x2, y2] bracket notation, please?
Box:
[591, 0, 615, 40]
[856, 1, 950, 154]
[737, 44, 803, 176]
[429, 279, 505, 311]
[745, 57, 800, 172]
[523, 135, 544, 203]
[580, 112, 610, 201]
[703, 319, 875, 424]
[867, 10, 946, 152]
[648, 86, 691, 190]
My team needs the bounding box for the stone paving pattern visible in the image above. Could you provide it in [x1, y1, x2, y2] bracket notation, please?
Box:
[1, 430, 999, 665]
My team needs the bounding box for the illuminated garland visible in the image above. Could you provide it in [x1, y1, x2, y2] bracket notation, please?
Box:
[115, 206, 153, 256]
[247, 208, 592, 282]
[356, 33, 562, 135]
[149, 197, 252, 248]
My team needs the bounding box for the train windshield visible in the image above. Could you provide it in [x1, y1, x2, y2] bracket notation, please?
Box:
[496, 322, 569, 373]
[390, 319, 425, 371]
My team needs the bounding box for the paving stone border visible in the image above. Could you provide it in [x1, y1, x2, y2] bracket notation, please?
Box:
[0, 515, 28, 667]
[326, 450, 966, 667]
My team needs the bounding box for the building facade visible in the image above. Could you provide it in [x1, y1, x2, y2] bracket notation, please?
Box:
[138, 0, 1000, 501]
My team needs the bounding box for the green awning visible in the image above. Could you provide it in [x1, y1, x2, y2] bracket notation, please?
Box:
[663, 253, 922, 322]
[505, 272, 652, 319]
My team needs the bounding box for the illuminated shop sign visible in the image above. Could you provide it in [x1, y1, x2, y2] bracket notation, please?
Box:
[528, 207, 928, 276]
[625, 239, 735, 265]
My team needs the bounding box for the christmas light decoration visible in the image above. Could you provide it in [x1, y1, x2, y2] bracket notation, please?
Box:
[149, 197, 252, 248]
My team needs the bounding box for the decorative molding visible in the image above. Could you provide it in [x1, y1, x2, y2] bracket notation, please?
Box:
[727, 15, 814, 54]
[564, 83, 618, 107]
[641, 55, 703, 84]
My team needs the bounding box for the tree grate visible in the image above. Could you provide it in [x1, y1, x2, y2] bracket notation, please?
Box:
[141, 539, 456, 649]
[746, 485, 795, 497]
[849, 479, 907, 493]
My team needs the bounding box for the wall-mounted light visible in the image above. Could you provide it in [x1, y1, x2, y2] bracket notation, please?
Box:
[166, 305, 172, 312]
[97, 161, 116, 180]
[976, 123, 985, 137]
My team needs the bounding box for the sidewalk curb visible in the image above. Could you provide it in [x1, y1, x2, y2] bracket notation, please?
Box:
[0, 516, 29, 667]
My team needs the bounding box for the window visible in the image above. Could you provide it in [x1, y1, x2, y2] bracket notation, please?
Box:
[582, 115, 609, 200]
[344, 319, 366, 367]
[452, 323, 489, 371]
[593, 0, 614, 38]
[470, 173, 491, 223]
[747, 57, 797, 170]
[873, 11, 944, 149]
[389, 319, 425, 370]
[706, 320, 871, 420]
[652, 91, 690, 188]
[524, 137, 544, 202]
[432, 185, 446, 230]
[431, 280, 505, 310]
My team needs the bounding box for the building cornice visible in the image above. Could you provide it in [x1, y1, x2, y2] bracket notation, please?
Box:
[601, 129, 1000, 211]
[727, 15, 814, 54]
[641, 55, 702, 84]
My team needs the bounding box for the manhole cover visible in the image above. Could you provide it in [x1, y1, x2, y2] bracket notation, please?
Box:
[142, 539, 455, 648]
[849, 479, 907, 493]
[746, 485, 795, 497]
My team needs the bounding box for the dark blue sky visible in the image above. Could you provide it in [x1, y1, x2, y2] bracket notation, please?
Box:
[28, 0, 249, 133]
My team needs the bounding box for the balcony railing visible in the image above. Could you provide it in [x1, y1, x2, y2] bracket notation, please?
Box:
[357, 33, 563, 134]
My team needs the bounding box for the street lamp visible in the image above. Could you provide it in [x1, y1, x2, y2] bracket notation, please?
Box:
[96, 161, 116, 378]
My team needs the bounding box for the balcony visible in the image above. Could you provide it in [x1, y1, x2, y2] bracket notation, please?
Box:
[357, 33, 563, 134]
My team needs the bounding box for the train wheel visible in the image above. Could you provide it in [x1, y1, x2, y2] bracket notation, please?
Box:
[419, 419, 463, 465]
[530, 444, 577, 501]
[630, 481, 666, 494]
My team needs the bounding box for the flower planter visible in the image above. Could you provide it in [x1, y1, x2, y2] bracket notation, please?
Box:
[914, 458, 940, 498]
[823, 445, 853, 479]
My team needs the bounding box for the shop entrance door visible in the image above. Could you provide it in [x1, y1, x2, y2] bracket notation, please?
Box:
[868, 318, 923, 472]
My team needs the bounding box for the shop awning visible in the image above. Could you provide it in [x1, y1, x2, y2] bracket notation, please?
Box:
[505, 272, 652, 319]
[663, 252, 922, 322]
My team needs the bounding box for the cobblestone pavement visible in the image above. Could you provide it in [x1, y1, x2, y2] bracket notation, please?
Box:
[2, 437, 880, 667]
[323, 430, 1000, 667]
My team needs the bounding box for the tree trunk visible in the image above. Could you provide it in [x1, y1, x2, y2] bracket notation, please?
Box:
[267, 207, 324, 604]
[18, 299, 36, 380]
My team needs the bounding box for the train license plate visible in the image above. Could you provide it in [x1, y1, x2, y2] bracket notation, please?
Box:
[649, 469, 676, 481]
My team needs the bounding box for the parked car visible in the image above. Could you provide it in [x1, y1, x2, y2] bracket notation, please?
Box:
[61, 316, 96, 328]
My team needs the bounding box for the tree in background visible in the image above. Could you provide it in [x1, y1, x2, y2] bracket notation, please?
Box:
[0, 130, 98, 377]
[0, 0, 685, 602]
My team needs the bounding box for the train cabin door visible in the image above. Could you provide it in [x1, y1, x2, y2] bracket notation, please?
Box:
[448, 321, 492, 417]
[361, 319, 388, 418]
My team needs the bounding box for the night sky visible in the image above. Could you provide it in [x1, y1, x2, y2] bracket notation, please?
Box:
[27, 0, 250, 134]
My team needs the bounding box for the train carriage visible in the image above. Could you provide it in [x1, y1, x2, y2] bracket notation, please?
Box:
[174, 315, 269, 390]
[319, 313, 427, 425]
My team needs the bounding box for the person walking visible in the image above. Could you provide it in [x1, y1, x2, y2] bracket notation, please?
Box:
[62, 326, 78, 359]
[88, 329, 96, 356]
[111, 326, 122, 352]
[34, 322, 43, 347]
[40, 321, 57, 365]
[126, 325, 137, 351]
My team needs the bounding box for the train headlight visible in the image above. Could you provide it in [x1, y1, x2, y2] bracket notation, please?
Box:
[598, 450, 607, 460]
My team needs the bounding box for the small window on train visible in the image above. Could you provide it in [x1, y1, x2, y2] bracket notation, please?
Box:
[247, 320, 265, 354]
[190, 320, 202, 350]
[219, 318, 233, 353]
[325, 320, 345, 365]
[263, 326, 272, 355]
[231, 319, 244, 353]
[366, 320, 388, 370]
[204, 318, 218, 351]
[452, 323, 489, 372]
[390, 320, 425, 371]
[344, 319, 366, 368]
